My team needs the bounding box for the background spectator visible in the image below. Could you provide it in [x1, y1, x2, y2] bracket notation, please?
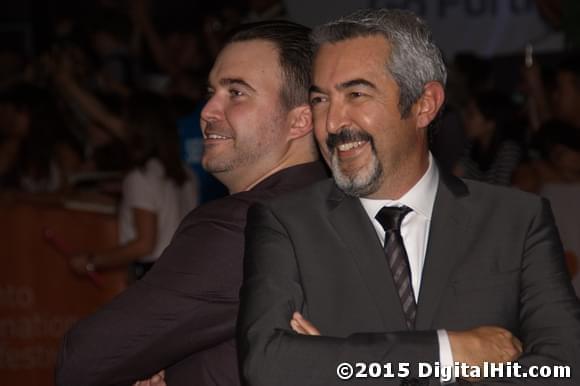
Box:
[68, 92, 198, 282]
[455, 91, 524, 185]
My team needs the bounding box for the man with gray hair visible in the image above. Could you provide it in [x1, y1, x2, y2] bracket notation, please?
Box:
[239, 9, 580, 386]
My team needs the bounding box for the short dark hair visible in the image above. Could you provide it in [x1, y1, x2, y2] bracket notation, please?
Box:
[226, 20, 312, 110]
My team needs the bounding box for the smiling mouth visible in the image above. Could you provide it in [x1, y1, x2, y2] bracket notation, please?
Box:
[336, 140, 368, 152]
[203, 129, 235, 142]
[205, 134, 231, 140]
[334, 140, 371, 161]
[327, 128, 372, 158]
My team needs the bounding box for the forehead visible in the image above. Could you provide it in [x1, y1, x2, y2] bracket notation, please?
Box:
[313, 35, 392, 88]
[209, 40, 282, 88]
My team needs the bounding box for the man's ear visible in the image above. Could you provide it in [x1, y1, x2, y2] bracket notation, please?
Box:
[286, 104, 313, 140]
[415, 81, 445, 129]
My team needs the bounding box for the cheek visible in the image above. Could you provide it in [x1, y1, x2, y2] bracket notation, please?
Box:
[353, 101, 393, 131]
[311, 107, 327, 129]
[371, 119, 416, 155]
[223, 103, 252, 128]
[356, 109, 381, 132]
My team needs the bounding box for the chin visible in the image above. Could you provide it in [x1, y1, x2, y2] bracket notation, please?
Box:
[332, 157, 383, 197]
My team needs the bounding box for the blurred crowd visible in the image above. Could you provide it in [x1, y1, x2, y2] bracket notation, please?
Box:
[0, 0, 288, 199]
[0, 0, 578, 285]
[1, 0, 579, 196]
[0, 0, 288, 279]
[437, 51, 580, 288]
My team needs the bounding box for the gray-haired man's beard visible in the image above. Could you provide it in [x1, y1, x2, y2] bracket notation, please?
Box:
[331, 150, 383, 197]
[327, 128, 383, 197]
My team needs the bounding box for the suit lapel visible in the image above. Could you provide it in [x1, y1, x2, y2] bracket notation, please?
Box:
[415, 173, 471, 330]
[327, 185, 408, 330]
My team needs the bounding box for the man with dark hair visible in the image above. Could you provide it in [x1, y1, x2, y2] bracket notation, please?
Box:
[56, 20, 326, 386]
[239, 9, 580, 386]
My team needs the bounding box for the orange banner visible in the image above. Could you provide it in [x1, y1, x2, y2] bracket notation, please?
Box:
[0, 202, 125, 385]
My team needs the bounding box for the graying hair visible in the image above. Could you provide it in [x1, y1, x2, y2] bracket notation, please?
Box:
[311, 8, 447, 117]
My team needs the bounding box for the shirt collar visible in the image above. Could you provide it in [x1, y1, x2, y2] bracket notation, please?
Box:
[359, 152, 439, 220]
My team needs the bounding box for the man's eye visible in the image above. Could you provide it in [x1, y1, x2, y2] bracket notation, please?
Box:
[309, 96, 325, 106]
[229, 89, 244, 97]
[350, 91, 364, 98]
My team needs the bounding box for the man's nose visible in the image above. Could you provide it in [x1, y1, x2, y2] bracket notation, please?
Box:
[201, 94, 224, 124]
[325, 101, 350, 134]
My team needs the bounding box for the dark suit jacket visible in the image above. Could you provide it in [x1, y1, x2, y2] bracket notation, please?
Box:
[238, 171, 580, 386]
[55, 162, 328, 386]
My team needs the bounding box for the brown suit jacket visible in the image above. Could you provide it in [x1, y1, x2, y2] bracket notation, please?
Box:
[56, 162, 328, 386]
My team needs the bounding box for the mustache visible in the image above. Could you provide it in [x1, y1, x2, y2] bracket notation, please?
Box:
[326, 128, 373, 152]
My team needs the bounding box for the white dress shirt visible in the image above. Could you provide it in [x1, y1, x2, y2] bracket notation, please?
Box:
[359, 153, 454, 383]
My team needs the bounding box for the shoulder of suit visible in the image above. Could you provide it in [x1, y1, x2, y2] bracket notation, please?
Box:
[256, 177, 336, 211]
[179, 193, 251, 230]
[460, 178, 544, 211]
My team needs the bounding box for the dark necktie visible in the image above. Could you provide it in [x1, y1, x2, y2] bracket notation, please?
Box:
[375, 205, 416, 330]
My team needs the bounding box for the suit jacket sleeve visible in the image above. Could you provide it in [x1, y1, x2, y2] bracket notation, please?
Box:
[238, 203, 440, 386]
[56, 205, 243, 386]
[479, 198, 580, 385]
